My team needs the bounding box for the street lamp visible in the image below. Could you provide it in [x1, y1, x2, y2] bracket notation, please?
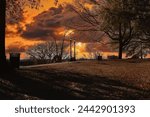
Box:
[73, 39, 76, 61]
[70, 38, 76, 61]
[65, 29, 75, 61]
[70, 38, 72, 60]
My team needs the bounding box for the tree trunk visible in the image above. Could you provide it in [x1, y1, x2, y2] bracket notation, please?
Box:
[118, 39, 123, 59]
[0, 0, 6, 67]
[140, 42, 143, 59]
[73, 40, 76, 60]
[118, 23, 123, 59]
[70, 39, 72, 60]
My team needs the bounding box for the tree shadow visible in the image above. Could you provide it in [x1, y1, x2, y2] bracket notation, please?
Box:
[0, 68, 150, 100]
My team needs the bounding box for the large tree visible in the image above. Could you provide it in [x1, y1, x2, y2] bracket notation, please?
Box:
[69, 0, 138, 59]
[100, 0, 137, 59]
[136, 0, 150, 44]
[123, 0, 150, 58]
[0, 0, 6, 67]
[0, 0, 41, 68]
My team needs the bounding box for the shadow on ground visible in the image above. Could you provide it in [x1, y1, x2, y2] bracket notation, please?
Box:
[0, 68, 150, 100]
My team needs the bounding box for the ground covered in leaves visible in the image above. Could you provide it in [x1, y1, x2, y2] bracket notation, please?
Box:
[0, 60, 150, 100]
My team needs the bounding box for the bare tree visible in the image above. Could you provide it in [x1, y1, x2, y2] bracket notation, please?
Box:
[66, 0, 150, 59]
[67, 0, 138, 59]
[27, 41, 56, 61]
[123, 0, 150, 58]
[125, 40, 150, 59]
[102, 0, 137, 59]
[27, 40, 69, 63]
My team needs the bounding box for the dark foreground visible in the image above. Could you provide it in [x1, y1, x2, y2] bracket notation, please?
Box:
[0, 60, 150, 100]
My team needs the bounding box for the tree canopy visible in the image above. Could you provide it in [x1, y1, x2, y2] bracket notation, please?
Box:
[67, 0, 150, 59]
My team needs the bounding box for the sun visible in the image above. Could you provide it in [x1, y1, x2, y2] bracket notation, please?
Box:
[76, 42, 82, 47]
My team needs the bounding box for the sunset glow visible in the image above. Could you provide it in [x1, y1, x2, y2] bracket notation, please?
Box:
[5, 0, 127, 60]
[6, 0, 73, 57]
[2, 0, 150, 101]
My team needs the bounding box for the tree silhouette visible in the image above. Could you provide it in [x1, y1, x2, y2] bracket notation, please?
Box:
[27, 41, 69, 63]
[100, 0, 137, 59]
[0, 0, 6, 67]
[69, 0, 148, 59]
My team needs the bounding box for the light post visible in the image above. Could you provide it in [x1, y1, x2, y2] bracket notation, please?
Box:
[73, 39, 76, 61]
[70, 38, 72, 60]
[66, 29, 75, 61]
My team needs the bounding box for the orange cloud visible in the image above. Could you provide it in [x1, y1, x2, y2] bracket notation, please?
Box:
[6, 0, 73, 54]
[6, 0, 115, 60]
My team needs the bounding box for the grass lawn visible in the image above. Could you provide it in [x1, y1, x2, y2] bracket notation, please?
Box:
[0, 60, 150, 99]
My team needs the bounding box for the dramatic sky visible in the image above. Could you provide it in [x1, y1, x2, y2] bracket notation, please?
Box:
[6, 0, 116, 59]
